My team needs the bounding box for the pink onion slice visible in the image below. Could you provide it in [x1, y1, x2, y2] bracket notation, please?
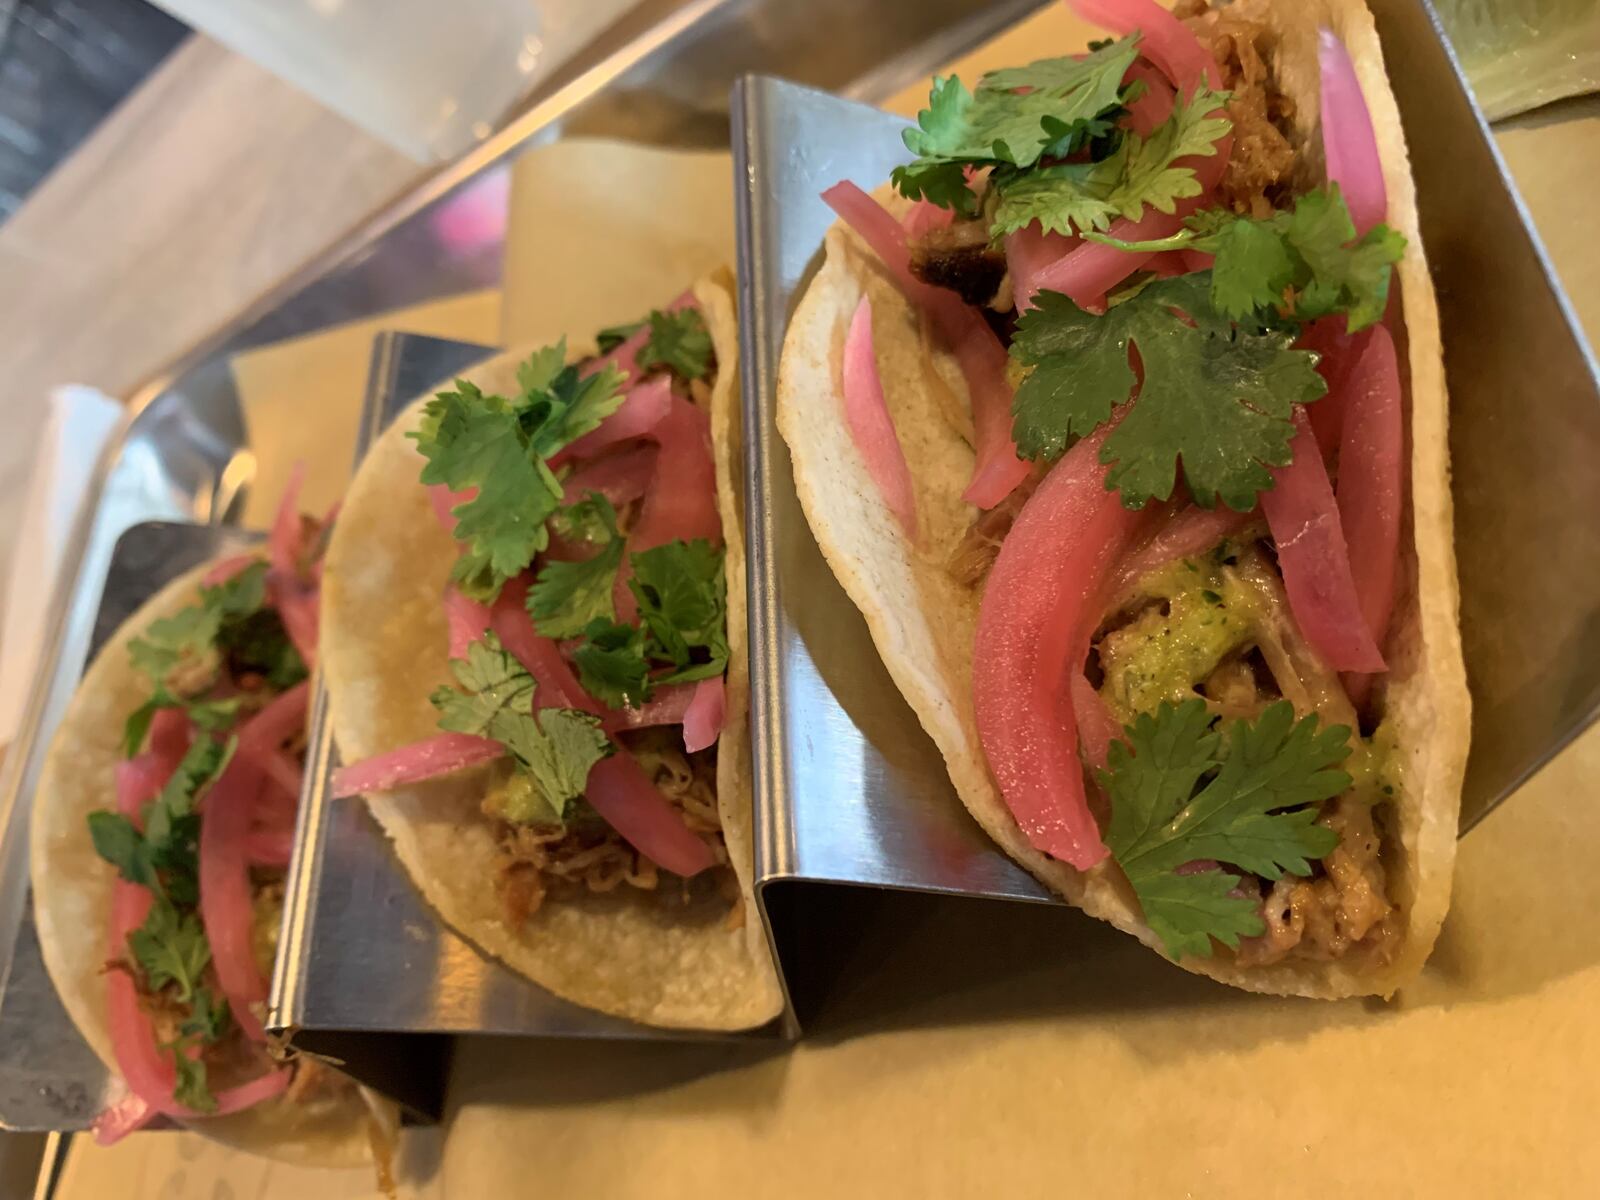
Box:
[146, 707, 192, 767]
[91, 1088, 160, 1145]
[1125, 60, 1176, 135]
[1108, 503, 1252, 598]
[1070, 673, 1120, 773]
[427, 484, 475, 534]
[1019, 208, 1179, 312]
[245, 826, 294, 868]
[237, 680, 309, 758]
[972, 420, 1144, 870]
[268, 461, 306, 582]
[613, 682, 697, 730]
[902, 198, 956, 237]
[560, 444, 658, 512]
[443, 586, 493, 661]
[201, 555, 255, 588]
[628, 395, 722, 551]
[681, 677, 726, 754]
[492, 578, 605, 716]
[558, 375, 673, 464]
[330, 732, 504, 798]
[1299, 318, 1372, 455]
[580, 289, 695, 386]
[1068, 0, 1223, 93]
[1261, 410, 1386, 674]
[583, 754, 715, 877]
[822, 181, 1030, 509]
[198, 758, 270, 1043]
[1318, 27, 1387, 235]
[841, 295, 919, 540]
[1335, 324, 1404, 704]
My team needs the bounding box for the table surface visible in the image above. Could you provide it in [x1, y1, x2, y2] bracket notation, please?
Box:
[8, 5, 1600, 1196]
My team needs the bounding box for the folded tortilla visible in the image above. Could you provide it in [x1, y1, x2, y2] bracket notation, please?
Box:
[30, 557, 375, 1166]
[777, 0, 1469, 998]
[321, 274, 784, 1030]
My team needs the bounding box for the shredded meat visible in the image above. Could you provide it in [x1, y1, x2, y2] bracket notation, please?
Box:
[1177, 0, 1299, 217]
[946, 463, 1046, 586]
[910, 221, 1008, 307]
[492, 733, 734, 928]
[1233, 797, 1398, 968]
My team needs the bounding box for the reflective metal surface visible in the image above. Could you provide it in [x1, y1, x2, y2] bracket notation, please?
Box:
[735, 77, 1050, 905]
[272, 332, 783, 1056]
[0, 522, 259, 1130]
[1371, 0, 1600, 831]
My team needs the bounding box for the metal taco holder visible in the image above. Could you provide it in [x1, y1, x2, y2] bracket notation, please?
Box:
[0, 0, 1062, 1137]
[733, 0, 1600, 1027]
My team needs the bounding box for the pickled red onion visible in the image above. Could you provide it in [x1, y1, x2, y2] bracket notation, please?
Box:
[559, 375, 673, 464]
[1125, 61, 1175, 135]
[330, 732, 504, 798]
[427, 484, 475, 534]
[560, 445, 658, 511]
[973, 422, 1143, 869]
[198, 758, 270, 1043]
[201, 555, 255, 588]
[443, 587, 493, 660]
[268, 461, 306, 582]
[1261, 410, 1386, 674]
[613, 683, 697, 730]
[1016, 208, 1179, 312]
[91, 1089, 159, 1145]
[115, 755, 167, 820]
[492, 577, 605, 715]
[1067, 0, 1223, 93]
[584, 755, 715, 877]
[1299, 317, 1372, 455]
[629, 395, 722, 551]
[842, 296, 918, 540]
[1335, 324, 1403, 703]
[1070, 673, 1120, 773]
[681, 677, 725, 754]
[822, 181, 1029, 509]
[1319, 28, 1387, 235]
[902, 199, 955, 237]
[1109, 503, 1252, 598]
[147, 707, 192, 766]
[245, 826, 294, 868]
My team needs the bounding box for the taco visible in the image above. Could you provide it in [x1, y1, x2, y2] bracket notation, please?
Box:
[777, 0, 1469, 997]
[320, 272, 783, 1030]
[30, 486, 387, 1166]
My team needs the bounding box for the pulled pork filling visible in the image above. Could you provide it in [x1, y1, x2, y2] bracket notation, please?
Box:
[1090, 540, 1399, 969]
[1174, 0, 1300, 216]
[489, 729, 738, 929]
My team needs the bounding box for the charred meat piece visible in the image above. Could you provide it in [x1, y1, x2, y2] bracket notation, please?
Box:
[910, 221, 1008, 308]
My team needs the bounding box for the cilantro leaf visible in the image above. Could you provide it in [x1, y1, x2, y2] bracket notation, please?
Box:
[989, 87, 1232, 238]
[171, 1052, 215, 1114]
[431, 636, 537, 737]
[219, 607, 305, 691]
[412, 345, 628, 601]
[429, 633, 611, 823]
[628, 540, 729, 687]
[637, 309, 713, 383]
[893, 39, 1141, 214]
[179, 987, 230, 1042]
[1087, 185, 1406, 332]
[596, 320, 645, 354]
[493, 708, 611, 824]
[571, 619, 651, 709]
[1010, 276, 1327, 510]
[88, 812, 156, 890]
[528, 495, 626, 639]
[127, 605, 221, 697]
[128, 900, 211, 1003]
[1101, 700, 1349, 959]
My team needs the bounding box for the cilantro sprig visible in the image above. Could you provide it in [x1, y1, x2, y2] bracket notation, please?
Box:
[988, 86, 1233, 238]
[892, 38, 1143, 219]
[528, 494, 626, 639]
[1010, 275, 1327, 510]
[637, 309, 713, 382]
[412, 343, 628, 602]
[1087, 185, 1406, 332]
[1101, 700, 1350, 959]
[567, 540, 729, 709]
[122, 562, 303, 756]
[431, 634, 612, 825]
[89, 736, 238, 1111]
